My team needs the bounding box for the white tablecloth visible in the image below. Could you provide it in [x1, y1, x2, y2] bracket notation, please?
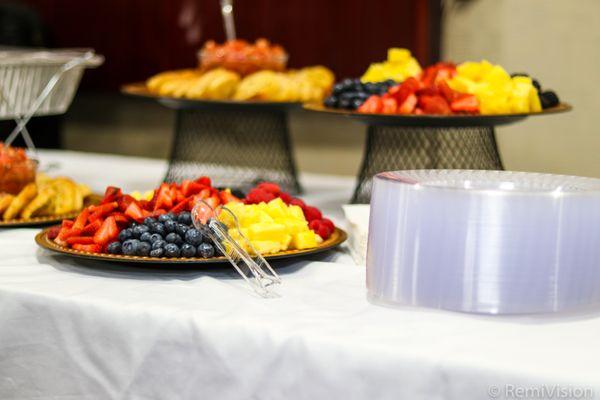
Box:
[2, 151, 600, 400]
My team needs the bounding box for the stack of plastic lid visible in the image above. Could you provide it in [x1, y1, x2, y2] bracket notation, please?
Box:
[367, 170, 600, 314]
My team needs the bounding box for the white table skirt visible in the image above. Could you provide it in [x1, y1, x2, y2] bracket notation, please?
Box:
[1, 151, 599, 400]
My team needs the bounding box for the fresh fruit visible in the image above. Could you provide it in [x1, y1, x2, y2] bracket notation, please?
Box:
[164, 243, 181, 258]
[325, 78, 396, 110]
[360, 48, 422, 83]
[93, 216, 119, 246]
[197, 243, 215, 258]
[107, 242, 122, 254]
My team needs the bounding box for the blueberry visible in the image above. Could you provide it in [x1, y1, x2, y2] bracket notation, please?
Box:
[340, 91, 359, 101]
[164, 219, 177, 233]
[181, 243, 196, 258]
[184, 228, 203, 246]
[152, 239, 167, 250]
[122, 239, 140, 255]
[338, 98, 351, 109]
[140, 232, 152, 243]
[340, 78, 354, 90]
[324, 96, 338, 108]
[158, 213, 172, 223]
[118, 228, 133, 242]
[197, 242, 215, 258]
[132, 224, 150, 238]
[143, 217, 156, 226]
[164, 243, 180, 258]
[332, 82, 345, 95]
[165, 232, 183, 245]
[351, 98, 365, 109]
[107, 241, 122, 254]
[137, 241, 151, 257]
[384, 79, 396, 86]
[149, 233, 163, 243]
[149, 248, 164, 258]
[177, 211, 192, 225]
[151, 223, 166, 236]
[175, 223, 189, 237]
[365, 82, 379, 94]
[540, 91, 559, 108]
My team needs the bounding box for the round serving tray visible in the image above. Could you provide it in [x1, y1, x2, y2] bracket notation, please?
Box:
[0, 194, 101, 228]
[36, 227, 348, 267]
[121, 83, 301, 111]
[303, 103, 572, 127]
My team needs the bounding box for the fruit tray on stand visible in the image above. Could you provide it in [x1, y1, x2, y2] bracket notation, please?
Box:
[122, 83, 303, 194]
[305, 103, 571, 203]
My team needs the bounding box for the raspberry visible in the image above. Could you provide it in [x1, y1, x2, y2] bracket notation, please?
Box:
[245, 188, 276, 204]
[303, 206, 322, 222]
[289, 198, 306, 209]
[256, 182, 281, 195]
[320, 218, 335, 231]
[279, 192, 292, 204]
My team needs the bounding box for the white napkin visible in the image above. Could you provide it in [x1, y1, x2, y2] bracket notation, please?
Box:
[342, 204, 370, 265]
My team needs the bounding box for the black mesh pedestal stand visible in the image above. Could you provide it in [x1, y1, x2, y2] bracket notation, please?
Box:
[163, 105, 302, 194]
[351, 125, 504, 203]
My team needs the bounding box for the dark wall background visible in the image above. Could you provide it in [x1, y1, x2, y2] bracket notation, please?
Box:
[15, 0, 440, 90]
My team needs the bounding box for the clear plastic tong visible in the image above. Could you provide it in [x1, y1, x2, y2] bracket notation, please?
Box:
[191, 200, 281, 298]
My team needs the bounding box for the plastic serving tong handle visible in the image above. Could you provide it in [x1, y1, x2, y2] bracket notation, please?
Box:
[192, 200, 281, 298]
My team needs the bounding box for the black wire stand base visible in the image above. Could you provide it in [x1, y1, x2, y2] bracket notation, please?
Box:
[164, 107, 302, 194]
[352, 125, 504, 203]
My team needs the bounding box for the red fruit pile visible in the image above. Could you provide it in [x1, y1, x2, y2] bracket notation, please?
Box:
[358, 62, 479, 115]
[49, 176, 239, 253]
[244, 182, 335, 240]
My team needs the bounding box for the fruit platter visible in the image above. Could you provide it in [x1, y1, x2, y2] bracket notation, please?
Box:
[122, 38, 335, 107]
[0, 143, 98, 226]
[305, 48, 570, 126]
[36, 177, 346, 266]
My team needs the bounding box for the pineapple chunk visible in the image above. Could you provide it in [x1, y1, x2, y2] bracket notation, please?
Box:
[292, 231, 318, 250]
[251, 240, 282, 254]
[248, 223, 287, 241]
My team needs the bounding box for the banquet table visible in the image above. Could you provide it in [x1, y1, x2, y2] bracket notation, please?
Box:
[1, 150, 600, 400]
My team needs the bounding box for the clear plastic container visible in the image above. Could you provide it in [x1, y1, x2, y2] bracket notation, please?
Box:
[367, 170, 600, 314]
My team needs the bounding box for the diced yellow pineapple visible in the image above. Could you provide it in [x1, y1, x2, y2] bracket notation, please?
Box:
[287, 205, 304, 220]
[248, 223, 287, 241]
[388, 48, 411, 63]
[251, 240, 282, 254]
[266, 197, 287, 218]
[292, 230, 318, 250]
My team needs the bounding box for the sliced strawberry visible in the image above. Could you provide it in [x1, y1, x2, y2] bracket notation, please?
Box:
[196, 176, 211, 187]
[170, 198, 190, 214]
[303, 206, 322, 222]
[111, 213, 129, 226]
[125, 201, 145, 222]
[72, 209, 90, 231]
[219, 189, 240, 205]
[182, 181, 206, 197]
[154, 184, 174, 211]
[93, 216, 119, 245]
[437, 80, 457, 103]
[117, 194, 136, 212]
[88, 202, 118, 222]
[389, 77, 421, 104]
[101, 186, 122, 204]
[81, 219, 102, 235]
[66, 236, 96, 245]
[418, 95, 452, 115]
[256, 182, 281, 195]
[72, 243, 102, 253]
[204, 195, 220, 210]
[381, 96, 398, 114]
[450, 94, 479, 113]
[47, 226, 61, 240]
[357, 95, 383, 114]
[398, 94, 418, 114]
